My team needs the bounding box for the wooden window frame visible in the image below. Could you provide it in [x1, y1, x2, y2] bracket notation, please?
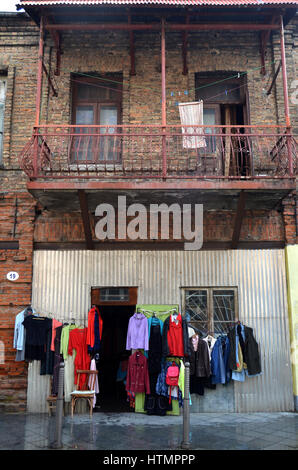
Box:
[71, 74, 123, 164]
[195, 74, 246, 106]
[91, 287, 138, 306]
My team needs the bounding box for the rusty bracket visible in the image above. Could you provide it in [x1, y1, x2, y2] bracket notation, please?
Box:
[260, 14, 280, 75]
[128, 11, 136, 76]
[267, 60, 282, 95]
[42, 61, 58, 97]
[78, 190, 94, 250]
[53, 30, 62, 77]
[231, 190, 246, 249]
[182, 13, 189, 75]
[45, 15, 62, 76]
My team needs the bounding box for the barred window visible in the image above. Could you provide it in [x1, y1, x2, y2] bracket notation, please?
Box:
[0, 76, 7, 164]
[183, 288, 237, 336]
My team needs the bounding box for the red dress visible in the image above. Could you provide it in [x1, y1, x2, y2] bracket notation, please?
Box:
[167, 314, 184, 357]
[68, 328, 91, 390]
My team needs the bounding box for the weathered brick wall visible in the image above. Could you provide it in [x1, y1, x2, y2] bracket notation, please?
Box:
[0, 14, 39, 176]
[41, 30, 282, 126]
[0, 191, 36, 412]
[33, 208, 285, 245]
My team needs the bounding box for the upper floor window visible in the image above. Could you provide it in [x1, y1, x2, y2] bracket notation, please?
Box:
[71, 73, 122, 163]
[0, 75, 7, 164]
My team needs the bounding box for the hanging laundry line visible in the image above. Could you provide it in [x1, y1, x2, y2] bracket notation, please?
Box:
[72, 60, 277, 99]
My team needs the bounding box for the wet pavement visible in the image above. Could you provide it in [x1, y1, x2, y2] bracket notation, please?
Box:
[0, 411, 297, 450]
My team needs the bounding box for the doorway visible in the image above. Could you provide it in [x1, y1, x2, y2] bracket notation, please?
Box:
[90, 287, 138, 412]
[195, 72, 250, 176]
[94, 305, 134, 412]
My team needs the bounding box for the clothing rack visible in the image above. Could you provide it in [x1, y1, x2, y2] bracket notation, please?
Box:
[29, 309, 87, 327]
[136, 307, 178, 316]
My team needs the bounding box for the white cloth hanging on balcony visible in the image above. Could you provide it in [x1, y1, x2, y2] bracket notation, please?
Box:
[178, 100, 206, 149]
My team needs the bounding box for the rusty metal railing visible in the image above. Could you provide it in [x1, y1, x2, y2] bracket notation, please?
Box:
[19, 125, 297, 180]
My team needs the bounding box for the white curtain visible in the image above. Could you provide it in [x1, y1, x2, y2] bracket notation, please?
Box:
[178, 100, 206, 149]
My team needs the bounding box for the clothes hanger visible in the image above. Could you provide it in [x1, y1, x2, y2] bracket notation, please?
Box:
[32, 312, 46, 320]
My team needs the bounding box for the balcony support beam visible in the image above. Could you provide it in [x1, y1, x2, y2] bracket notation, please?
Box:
[231, 190, 246, 249]
[280, 15, 291, 129]
[53, 30, 62, 77]
[280, 15, 293, 177]
[35, 15, 45, 127]
[27, 181, 295, 192]
[42, 61, 58, 97]
[45, 23, 280, 32]
[182, 13, 189, 75]
[259, 15, 279, 75]
[267, 60, 281, 95]
[128, 12, 136, 76]
[78, 189, 94, 250]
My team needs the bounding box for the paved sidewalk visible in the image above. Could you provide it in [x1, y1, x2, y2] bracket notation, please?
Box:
[0, 412, 297, 450]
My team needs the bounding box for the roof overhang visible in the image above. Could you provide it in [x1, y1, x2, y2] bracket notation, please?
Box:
[16, 1, 297, 32]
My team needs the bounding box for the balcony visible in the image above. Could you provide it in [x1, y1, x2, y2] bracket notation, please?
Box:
[19, 124, 296, 181]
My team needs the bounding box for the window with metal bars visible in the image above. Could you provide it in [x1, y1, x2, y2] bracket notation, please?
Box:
[183, 287, 237, 336]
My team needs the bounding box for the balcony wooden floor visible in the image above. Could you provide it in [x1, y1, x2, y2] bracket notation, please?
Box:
[26, 185, 295, 212]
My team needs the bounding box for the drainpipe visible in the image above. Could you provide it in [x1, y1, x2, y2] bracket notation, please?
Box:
[161, 17, 167, 179]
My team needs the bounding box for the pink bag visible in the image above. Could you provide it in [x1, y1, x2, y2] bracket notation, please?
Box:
[166, 362, 179, 404]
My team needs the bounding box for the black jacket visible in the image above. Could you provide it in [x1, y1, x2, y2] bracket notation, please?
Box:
[162, 315, 191, 358]
[227, 325, 261, 376]
[189, 337, 211, 377]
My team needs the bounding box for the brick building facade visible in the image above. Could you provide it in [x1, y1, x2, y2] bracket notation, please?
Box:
[0, 3, 297, 413]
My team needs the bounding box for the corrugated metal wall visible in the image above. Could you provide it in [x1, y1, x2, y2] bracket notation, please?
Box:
[28, 249, 294, 413]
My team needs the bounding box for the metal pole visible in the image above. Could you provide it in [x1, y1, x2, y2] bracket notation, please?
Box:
[279, 15, 291, 128]
[51, 361, 64, 449]
[35, 16, 44, 127]
[279, 15, 293, 177]
[161, 17, 167, 179]
[181, 361, 191, 449]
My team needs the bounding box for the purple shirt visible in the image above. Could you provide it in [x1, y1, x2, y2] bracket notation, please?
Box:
[126, 313, 149, 351]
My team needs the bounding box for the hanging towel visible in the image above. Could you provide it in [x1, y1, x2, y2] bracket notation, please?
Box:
[178, 100, 206, 149]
